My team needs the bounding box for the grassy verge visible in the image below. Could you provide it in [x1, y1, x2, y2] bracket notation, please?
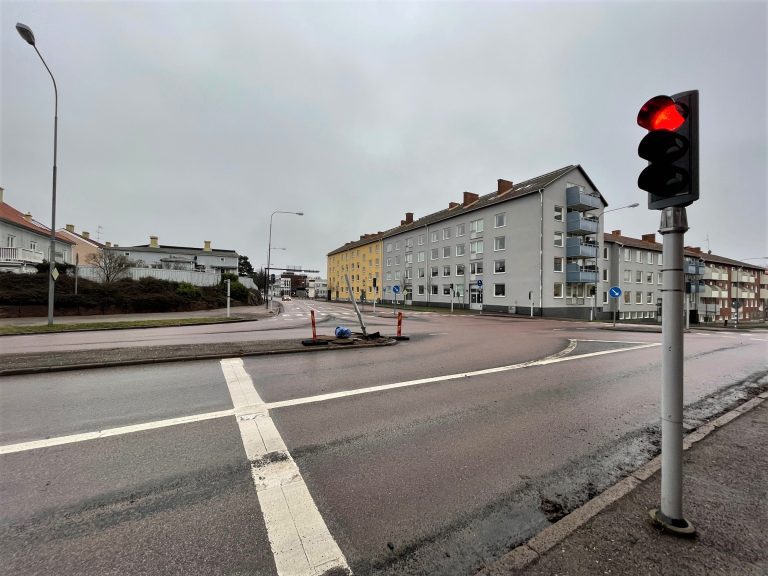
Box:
[0, 317, 244, 336]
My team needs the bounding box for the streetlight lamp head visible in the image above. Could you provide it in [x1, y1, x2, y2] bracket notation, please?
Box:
[628, 203, 640, 208]
[16, 23, 36, 46]
[297, 212, 304, 216]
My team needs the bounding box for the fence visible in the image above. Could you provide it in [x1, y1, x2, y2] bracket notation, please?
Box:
[76, 266, 222, 287]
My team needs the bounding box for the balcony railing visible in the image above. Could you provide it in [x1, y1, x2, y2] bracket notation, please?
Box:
[761, 288, 768, 299]
[731, 270, 756, 283]
[566, 186, 602, 211]
[566, 212, 598, 235]
[565, 237, 598, 258]
[0, 247, 45, 264]
[703, 270, 723, 281]
[566, 263, 598, 283]
[731, 287, 756, 299]
[702, 285, 723, 298]
[684, 262, 705, 275]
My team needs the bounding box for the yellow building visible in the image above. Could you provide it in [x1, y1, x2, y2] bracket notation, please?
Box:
[327, 233, 384, 302]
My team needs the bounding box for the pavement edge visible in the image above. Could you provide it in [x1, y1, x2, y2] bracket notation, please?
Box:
[476, 391, 768, 575]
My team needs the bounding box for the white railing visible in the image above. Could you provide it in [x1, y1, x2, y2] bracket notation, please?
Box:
[0, 247, 46, 264]
[76, 266, 222, 286]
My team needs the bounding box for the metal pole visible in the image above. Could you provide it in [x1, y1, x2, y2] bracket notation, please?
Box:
[344, 273, 367, 337]
[226, 278, 231, 318]
[651, 206, 695, 536]
[736, 267, 741, 328]
[265, 214, 274, 310]
[75, 253, 79, 295]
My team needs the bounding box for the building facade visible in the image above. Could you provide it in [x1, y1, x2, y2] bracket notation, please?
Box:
[106, 236, 238, 275]
[327, 233, 384, 302]
[379, 165, 606, 318]
[57, 225, 104, 266]
[308, 277, 328, 299]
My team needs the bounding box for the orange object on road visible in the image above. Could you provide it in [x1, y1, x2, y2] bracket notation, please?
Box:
[397, 311, 403, 337]
[311, 310, 317, 340]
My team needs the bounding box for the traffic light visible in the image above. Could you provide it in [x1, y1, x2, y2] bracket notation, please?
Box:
[270, 274, 275, 283]
[637, 90, 699, 210]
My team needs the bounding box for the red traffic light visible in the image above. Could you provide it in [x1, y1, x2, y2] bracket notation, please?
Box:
[637, 95, 686, 131]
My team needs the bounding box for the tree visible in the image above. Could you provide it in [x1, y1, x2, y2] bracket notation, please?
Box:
[86, 250, 135, 283]
[238, 255, 255, 277]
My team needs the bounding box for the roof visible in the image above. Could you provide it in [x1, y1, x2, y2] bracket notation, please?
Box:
[0, 201, 75, 244]
[107, 244, 238, 257]
[603, 233, 766, 271]
[57, 228, 105, 249]
[327, 165, 604, 256]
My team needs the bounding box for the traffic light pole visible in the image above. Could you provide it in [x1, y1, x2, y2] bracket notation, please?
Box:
[650, 206, 695, 536]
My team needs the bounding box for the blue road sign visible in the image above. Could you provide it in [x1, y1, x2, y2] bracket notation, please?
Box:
[392, 285, 401, 294]
[609, 286, 622, 298]
[476, 279, 483, 288]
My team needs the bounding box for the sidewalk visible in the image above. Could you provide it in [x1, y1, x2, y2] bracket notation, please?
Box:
[480, 395, 768, 575]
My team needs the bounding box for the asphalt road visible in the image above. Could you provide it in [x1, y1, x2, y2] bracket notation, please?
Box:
[1, 310, 766, 575]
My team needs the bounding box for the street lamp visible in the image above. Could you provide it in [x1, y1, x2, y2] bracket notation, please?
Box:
[592, 202, 639, 321]
[265, 211, 303, 309]
[16, 22, 59, 326]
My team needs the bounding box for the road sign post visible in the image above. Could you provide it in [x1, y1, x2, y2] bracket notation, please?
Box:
[609, 286, 622, 327]
[392, 284, 400, 318]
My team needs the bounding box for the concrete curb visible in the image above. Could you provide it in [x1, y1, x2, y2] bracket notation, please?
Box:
[0, 316, 258, 337]
[0, 338, 398, 377]
[476, 393, 767, 575]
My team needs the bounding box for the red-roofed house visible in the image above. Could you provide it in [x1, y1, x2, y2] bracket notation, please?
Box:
[0, 187, 75, 273]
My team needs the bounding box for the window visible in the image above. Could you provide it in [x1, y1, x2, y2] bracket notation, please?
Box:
[457, 223, 466, 236]
[494, 283, 506, 297]
[647, 292, 654, 304]
[646, 271, 653, 284]
[443, 228, 452, 240]
[657, 272, 662, 284]
[431, 231, 438, 242]
[443, 246, 451, 258]
[636, 250, 642, 263]
[395, 255, 401, 265]
[431, 285, 438, 295]
[624, 291, 632, 304]
[470, 219, 484, 234]
[29, 240, 37, 251]
[431, 248, 439, 260]
[405, 238, 413, 248]
[647, 251, 653, 264]
[554, 232, 564, 247]
[395, 241, 401, 251]
[554, 206, 564, 222]
[418, 234, 425, 246]
[495, 213, 506, 228]
[418, 268, 425, 278]
[386, 257, 392, 267]
[418, 285, 425, 295]
[635, 270, 643, 283]
[456, 244, 465, 257]
[443, 265, 451, 277]
[456, 264, 465, 276]
[417, 251, 425, 262]
[624, 248, 631, 261]
[624, 270, 631, 282]
[602, 269, 608, 281]
[494, 236, 506, 251]
[470, 240, 484, 255]
[635, 291, 642, 304]
[494, 260, 506, 273]
[658, 253, 663, 265]
[385, 271, 392, 281]
[554, 257, 564, 273]
[443, 285, 452, 296]
[602, 291, 608, 304]
[431, 266, 438, 277]
[405, 253, 413, 264]
[405, 268, 413, 279]
[554, 283, 564, 298]
[395, 270, 401, 280]
[603, 247, 609, 259]
[470, 261, 484, 275]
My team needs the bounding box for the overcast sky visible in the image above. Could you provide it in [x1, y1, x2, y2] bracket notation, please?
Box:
[2, 1, 766, 273]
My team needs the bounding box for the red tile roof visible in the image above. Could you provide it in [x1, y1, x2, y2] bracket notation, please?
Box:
[0, 201, 75, 244]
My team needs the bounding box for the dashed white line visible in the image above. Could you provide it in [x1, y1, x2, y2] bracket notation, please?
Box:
[220, 358, 350, 576]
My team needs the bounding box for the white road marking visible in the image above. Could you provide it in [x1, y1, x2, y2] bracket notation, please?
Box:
[751, 338, 768, 342]
[265, 341, 660, 410]
[220, 358, 350, 576]
[428, 332, 449, 336]
[0, 409, 235, 455]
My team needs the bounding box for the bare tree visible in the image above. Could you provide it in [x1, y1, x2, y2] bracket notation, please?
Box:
[85, 250, 135, 283]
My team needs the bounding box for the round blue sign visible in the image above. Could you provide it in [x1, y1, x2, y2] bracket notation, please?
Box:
[476, 279, 483, 288]
[392, 285, 401, 294]
[609, 286, 622, 298]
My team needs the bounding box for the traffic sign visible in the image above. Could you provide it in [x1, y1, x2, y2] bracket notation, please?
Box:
[609, 286, 622, 298]
[392, 285, 400, 294]
[476, 279, 483, 288]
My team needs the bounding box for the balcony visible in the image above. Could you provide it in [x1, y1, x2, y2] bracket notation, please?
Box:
[684, 262, 705, 275]
[731, 287, 756, 299]
[0, 246, 45, 264]
[566, 263, 598, 283]
[566, 237, 598, 258]
[566, 186, 602, 211]
[703, 270, 722, 281]
[730, 270, 756, 283]
[761, 288, 768, 299]
[566, 212, 599, 235]
[701, 285, 723, 299]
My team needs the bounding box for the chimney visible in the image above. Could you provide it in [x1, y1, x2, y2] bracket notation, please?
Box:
[203, 240, 212, 252]
[150, 235, 159, 248]
[0, 187, 4, 204]
[611, 229, 622, 236]
[405, 212, 413, 224]
[497, 179, 514, 195]
[449, 202, 460, 209]
[23, 212, 33, 222]
[105, 241, 112, 247]
[82, 231, 90, 239]
[641, 233, 656, 243]
[463, 191, 479, 206]
[686, 246, 702, 254]
[66, 224, 75, 233]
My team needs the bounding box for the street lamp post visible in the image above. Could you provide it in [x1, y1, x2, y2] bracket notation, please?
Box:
[593, 203, 639, 321]
[16, 22, 58, 326]
[265, 211, 303, 309]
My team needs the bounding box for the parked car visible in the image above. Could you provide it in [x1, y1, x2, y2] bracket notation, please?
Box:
[282, 295, 291, 301]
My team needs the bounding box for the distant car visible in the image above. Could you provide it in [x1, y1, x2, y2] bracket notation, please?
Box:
[282, 295, 292, 301]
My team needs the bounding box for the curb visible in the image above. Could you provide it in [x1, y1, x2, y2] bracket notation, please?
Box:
[0, 338, 399, 377]
[0, 316, 258, 337]
[477, 392, 768, 575]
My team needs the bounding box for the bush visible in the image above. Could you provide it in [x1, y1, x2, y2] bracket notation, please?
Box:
[176, 282, 202, 299]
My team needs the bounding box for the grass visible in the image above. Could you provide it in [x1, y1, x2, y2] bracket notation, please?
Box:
[0, 317, 244, 336]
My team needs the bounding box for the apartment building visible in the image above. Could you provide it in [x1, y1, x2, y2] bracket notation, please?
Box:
[327, 233, 384, 302]
[378, 165, 607, 318]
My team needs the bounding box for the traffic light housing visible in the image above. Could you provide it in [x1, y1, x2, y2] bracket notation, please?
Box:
[637, 90, 699, 210]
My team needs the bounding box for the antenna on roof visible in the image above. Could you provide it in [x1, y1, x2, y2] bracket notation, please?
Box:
[705, 233, 710, 252]
[97, 225, 103, 242]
